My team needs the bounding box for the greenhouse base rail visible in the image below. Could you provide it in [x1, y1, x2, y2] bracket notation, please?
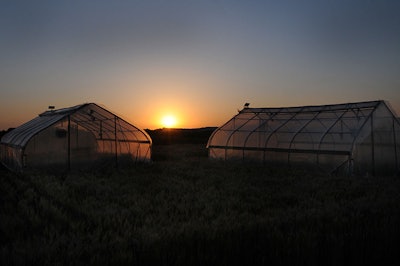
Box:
[208, 145, 351, 156]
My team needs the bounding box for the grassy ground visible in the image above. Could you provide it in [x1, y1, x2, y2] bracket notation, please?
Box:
[1, 143, 400, 265]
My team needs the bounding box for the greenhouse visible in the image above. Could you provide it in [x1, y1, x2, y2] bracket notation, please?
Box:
[0, 103, 152, 172]
[207, 100, 400, 176]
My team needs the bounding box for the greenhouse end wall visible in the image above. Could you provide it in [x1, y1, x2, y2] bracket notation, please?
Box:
[22, 119, 98, 170]
[0, 145, 23, 171]
[352, 103, 400, 176]
[207, 101, 400, 176]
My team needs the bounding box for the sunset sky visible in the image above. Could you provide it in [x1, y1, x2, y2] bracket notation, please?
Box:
[1, 0, 399, 130]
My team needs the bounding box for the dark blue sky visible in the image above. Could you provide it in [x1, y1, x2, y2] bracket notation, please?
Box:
[1, 0, 399, 129]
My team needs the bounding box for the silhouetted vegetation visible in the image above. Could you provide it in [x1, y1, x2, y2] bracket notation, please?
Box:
[1, 129, 400, 265]
[146, 127, 216, 145]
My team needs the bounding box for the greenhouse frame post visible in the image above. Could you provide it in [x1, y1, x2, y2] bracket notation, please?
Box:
[371, 114, 375, 176]
[67, 115, 71, 171]
[114, 116, 118, 168]
[348, 157, 354, 177]
[393, 118, 399, 173]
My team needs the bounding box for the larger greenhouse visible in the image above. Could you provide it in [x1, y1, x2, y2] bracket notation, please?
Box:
[207, 100, 400, 176]
[0, 103, 152, 172]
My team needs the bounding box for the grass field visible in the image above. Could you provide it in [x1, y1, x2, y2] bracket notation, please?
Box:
[1, 138, 400, 265]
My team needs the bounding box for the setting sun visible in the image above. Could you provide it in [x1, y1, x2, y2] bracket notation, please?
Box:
[161, 115, 177, 128]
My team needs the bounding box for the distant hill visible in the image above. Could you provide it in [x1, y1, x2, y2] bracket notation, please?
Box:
[146, 127, 217, 145]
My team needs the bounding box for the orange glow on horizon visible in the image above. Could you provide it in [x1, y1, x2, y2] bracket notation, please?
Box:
[119, 64, 227, 129]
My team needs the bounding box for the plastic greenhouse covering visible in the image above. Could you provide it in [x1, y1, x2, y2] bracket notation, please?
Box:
[207, 101, 400, 176]
[0, 103, 151, 172]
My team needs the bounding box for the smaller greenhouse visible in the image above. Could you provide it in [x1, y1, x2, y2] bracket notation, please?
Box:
[0, 103, 151, 172]
[207, 100, 400, 176]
